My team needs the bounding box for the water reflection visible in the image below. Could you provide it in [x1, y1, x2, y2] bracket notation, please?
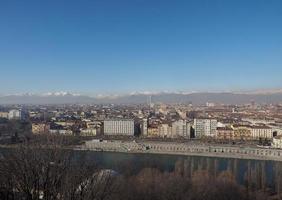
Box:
[77, 151, 282, 194]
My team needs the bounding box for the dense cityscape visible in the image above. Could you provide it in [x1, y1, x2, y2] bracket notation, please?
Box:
[2, 100, 282, 199]
[1, 100, 282, 148]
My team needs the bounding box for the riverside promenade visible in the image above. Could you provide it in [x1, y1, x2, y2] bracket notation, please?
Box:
[80, 139, 282, 161]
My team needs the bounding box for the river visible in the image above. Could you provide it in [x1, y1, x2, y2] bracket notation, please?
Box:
[75, 150, 281, 189]
[1, 148, 282, 192]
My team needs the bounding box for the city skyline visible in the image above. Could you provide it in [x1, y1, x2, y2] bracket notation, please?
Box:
[1, 0, 282, 94]
[2, 1, 282, 199]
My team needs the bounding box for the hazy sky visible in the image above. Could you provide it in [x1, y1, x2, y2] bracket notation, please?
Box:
[0, 0, 282, 95]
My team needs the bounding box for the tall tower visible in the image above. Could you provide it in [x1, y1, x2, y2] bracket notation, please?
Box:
[147, 96, 152, 107]
[141, 118, 148, 136]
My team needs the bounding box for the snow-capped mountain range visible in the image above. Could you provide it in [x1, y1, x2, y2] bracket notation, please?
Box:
[1, 89, 282, 105]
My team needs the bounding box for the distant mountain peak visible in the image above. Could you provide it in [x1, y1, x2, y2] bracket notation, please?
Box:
[1, 89, 282, 105]
[42, 91, 81, 97]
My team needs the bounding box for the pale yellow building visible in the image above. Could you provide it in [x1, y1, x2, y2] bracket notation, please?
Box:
[0, 112, 9, 119]
[80, 128, 97, 136]
[147, 127, 159, 137]
[32, 123, 50, 134]
[158, 124, 171, 138]
[216, 127, 234, 140]
[232, 125, 252, 140]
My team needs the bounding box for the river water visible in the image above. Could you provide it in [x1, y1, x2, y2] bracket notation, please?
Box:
[1, 148, 282, 192]
[75, 151, 282, 190]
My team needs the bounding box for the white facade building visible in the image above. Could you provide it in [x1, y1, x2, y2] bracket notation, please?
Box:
[268, 125, 282, 137]
[194, 119, 217, 138]
[206, 102, 215, 107]
[272, 135, 282, 149]
[104, 119, 134, 136]
[8, 109, 23, 120]
[171, 120, 190, 138]
[159, 124, 171, 138]
[250, 126, 273, 139]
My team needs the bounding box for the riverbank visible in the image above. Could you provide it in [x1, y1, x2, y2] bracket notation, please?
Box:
[2, 139, 282, 162]
[80, 139, 282, 162]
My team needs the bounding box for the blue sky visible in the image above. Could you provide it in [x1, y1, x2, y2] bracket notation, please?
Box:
[0, 0, 282, 95]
